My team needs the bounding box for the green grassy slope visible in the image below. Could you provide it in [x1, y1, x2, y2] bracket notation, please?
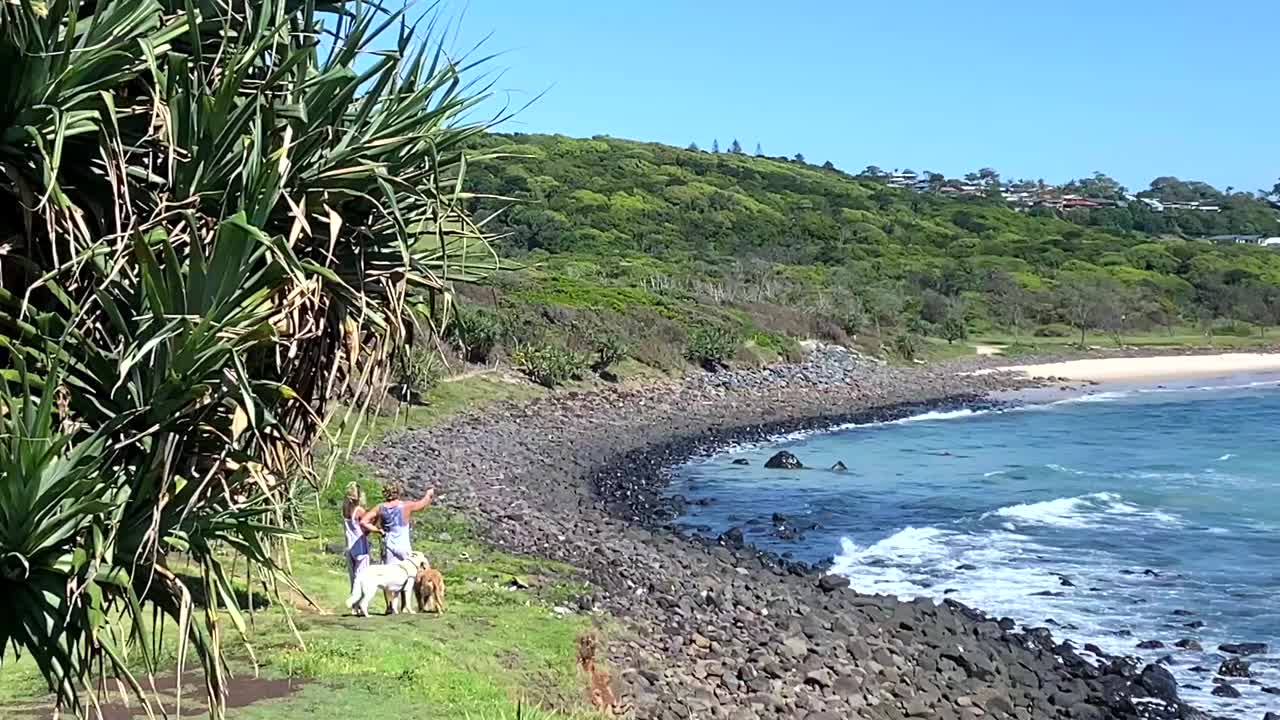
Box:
[447, 134, 1280, 376]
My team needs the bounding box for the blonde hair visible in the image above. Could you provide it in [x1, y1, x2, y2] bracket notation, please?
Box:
[343, 482, 363, 515]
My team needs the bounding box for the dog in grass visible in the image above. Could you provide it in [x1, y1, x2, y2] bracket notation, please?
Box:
[414, 566, 446, 613]
[346, 552, 430, 617]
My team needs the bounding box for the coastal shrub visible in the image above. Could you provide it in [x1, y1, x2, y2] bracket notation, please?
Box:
[0, 0, 501, 713]
[1034, 323, 1074, 338]
[1218, 323, 1256, 338]
[751, 332, 804, 364]
[510, 343, 589, 387]
[589, 332, 628, 372]
[449, 306, 502, 363]
[394, 347, 445, 401]
[811, 315, 851, 346]
[686, 325, 740, 370]
[942, 316, 969, 344]
[891, 333, 925, 361]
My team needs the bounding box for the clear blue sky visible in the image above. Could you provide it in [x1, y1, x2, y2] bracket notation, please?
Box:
[445, 1, 1278, 193]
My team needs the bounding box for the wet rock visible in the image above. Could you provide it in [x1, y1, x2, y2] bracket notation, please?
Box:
[1184, 620, 1205, 629]
[1210, 683, 1241, 698]
[1218, 642, 1268, 656]
[829, 461, 848, 471]
[763, 451, 804, 470]
[817, 574, 849, 593]
[956, 563, 978, 571]
[1136, 640, 1165, 649]
[1218, 658, 1250, 678]
[1174, 638, 1202, 651]
[718, 527, 746, 547]
[1171, 609, 1195, 617]
[1262, 686, 1280, 695]
[1139, 664, 1179, 703]
[731, 458, 751, 466]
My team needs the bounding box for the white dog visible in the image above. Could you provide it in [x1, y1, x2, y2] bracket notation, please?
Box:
[346, 552, 430, 617]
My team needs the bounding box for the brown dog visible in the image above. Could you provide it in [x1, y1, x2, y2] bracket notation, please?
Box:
[414, 566, 446, 613]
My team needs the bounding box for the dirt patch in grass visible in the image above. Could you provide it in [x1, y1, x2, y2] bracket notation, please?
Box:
[3, 673, 301, 720]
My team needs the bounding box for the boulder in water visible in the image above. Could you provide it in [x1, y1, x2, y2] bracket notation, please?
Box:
[1210, 683, 1241, 699]
[764, 451, 804, 470]
[718, 527, 745, 547]
[1135, 640, 1165, 650]
[1218, 642, 1268, 656]
[1138, 664, 1178, 703]
[731, 458, 750, 466]
[1218, 658, 1251, 678]
[1174, 638, 1202, 651]
[830, 461, 848, 471]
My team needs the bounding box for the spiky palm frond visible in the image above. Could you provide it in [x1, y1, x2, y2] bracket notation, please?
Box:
[0, 0, 504, 716]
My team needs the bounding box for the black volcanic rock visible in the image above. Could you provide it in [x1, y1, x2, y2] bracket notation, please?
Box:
[764, 451, 804, 469]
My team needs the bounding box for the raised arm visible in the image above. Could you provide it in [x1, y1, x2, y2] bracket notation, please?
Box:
[403, 488, 436, 516]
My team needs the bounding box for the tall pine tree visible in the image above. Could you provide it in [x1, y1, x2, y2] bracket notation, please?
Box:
[712, 139, 720, 153]
[755, 142, 763, 156]
[729, 138, 744, 154]
[688, 141, 700, 151]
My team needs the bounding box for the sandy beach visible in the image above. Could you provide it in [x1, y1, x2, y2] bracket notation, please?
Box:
[998, 352, 1280, 383]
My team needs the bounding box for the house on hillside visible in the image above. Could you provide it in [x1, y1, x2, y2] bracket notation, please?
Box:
[1208, 234, 1263, 245]
[887, 171, 919, 188]
[1138, 197, 1165, 212]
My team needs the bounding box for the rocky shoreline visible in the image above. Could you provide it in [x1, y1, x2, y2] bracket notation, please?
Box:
[364, 347, 1214, 720]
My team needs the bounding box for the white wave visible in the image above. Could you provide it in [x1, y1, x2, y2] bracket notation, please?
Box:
[1045, 463, 1090, 476]
[1216, 453, 1235, 461]
[983, 470, 1007, 478]
[985, 492, 1182, 529]
[990, 495, 1099, 528]
[888, 408, 991, 425]
[1049, 391, 1132, 406]
[829, 526, 1267, 718]
[1169, 378, 1280, 393]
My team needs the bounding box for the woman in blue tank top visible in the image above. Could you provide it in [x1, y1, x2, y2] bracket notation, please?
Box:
[361, 481, 436, 613]
[362, 481, 436, 596]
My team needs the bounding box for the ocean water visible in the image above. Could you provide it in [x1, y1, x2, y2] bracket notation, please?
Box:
[668, 376, 1280, 718]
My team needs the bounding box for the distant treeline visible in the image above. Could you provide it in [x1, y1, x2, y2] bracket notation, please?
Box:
[462, 133, 1280, 361]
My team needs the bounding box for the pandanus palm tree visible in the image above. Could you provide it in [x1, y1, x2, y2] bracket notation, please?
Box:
[0, 0, 502, 716]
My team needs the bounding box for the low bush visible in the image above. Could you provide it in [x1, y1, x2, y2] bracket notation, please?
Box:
[394, 347, 444, 401]
[1034, 323, 1074, 338]
[891, 332, 924, 361]
[810, 315, 850, 345]
[685, 325, 739, 370]
[1217, 323, 1256, 338]
[589, 332, 628, 372]
[449, 306, 502, 363]
[509, 343, 589, 387]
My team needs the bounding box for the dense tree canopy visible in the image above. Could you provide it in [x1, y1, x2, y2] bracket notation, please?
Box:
[466, 133, 1280, 346]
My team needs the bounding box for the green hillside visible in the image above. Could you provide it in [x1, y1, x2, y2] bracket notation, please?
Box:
[445, 133, 1280, 378]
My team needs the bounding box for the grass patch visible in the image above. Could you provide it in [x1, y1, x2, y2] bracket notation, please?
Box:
[0, 455, 600, 720]
[339, 374, 548, 449]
